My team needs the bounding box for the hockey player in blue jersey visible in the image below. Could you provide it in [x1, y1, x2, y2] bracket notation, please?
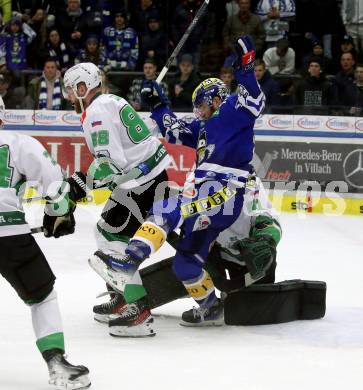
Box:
[98, 35, 266, 330]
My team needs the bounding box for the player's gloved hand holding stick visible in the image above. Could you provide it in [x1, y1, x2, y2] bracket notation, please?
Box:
[43, 196, 76, 238]
[141, 80, 169, 111]
[233, 35, 256, 73]
[43, 172, 88, 238]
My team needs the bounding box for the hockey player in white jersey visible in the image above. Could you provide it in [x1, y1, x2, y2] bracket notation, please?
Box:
[62, 63, 171, 337]
[0, 97, 91, 388]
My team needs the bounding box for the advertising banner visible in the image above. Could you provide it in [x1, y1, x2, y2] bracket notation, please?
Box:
[253, 141, 363, 193]
[34, 135, 196, 187]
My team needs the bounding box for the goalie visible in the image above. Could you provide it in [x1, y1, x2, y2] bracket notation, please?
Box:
[93, 174, 282, 326]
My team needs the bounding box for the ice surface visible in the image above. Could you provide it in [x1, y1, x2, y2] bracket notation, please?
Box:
[1, 205, 362, 390]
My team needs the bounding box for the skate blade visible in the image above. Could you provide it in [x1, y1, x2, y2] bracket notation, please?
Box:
[49, 374, 91, 389]
[109, 320, 156, 338]
[88, 255, 130, 293]
[93, 314, 109, 324]
[110, 331, 156, 338]
[180, 317, 224, 327]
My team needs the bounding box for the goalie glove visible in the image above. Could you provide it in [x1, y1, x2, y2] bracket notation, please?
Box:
[233, 35, 256, 73]
[232, 235, 276, 280]
[141, 80, 169, 111]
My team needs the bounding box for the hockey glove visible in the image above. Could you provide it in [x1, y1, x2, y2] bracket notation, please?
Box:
[233, 35, 256, 73]
[232, 235, 276, 280]
[141, 80, 169, 111]
[43, 192, 76, 238]
[67, 171, 88, 201]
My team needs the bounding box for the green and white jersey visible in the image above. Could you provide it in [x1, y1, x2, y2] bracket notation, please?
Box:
[216, 176, 281, 263]
[0, 132, 64, 237]
[81, 94, 171, 189]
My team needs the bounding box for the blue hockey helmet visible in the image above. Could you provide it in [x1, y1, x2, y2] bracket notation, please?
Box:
[192, 78, 229, 110]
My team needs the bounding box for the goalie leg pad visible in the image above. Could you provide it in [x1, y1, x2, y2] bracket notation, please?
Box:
[224, 279, 326, 325]
[139, 257, 188, 309]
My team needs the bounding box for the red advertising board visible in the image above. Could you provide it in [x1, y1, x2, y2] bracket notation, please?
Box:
[34, 135, 196, 187]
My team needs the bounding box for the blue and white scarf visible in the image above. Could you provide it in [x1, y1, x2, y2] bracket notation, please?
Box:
[38, 75, 62, 110]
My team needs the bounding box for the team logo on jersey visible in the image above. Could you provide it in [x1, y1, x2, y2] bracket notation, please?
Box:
[162, 114, 192, 134]
[193, 215, 211, 231]
[235, 86, 265, 117]
[196, 131, 215, 163]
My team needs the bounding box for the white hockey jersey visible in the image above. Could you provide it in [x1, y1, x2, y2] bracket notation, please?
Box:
[0, 132, 64, 237]
[81, 93, 171, 189]
[216, 176, 281, 262]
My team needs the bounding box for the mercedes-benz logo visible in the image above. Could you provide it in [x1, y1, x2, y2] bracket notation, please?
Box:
[343, 149, 363, 189]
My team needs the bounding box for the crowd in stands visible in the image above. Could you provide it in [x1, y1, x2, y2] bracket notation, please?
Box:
[0, 0, 362, 115]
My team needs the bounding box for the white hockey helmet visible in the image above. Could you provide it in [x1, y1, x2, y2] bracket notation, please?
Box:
[63, 62, 102, 100]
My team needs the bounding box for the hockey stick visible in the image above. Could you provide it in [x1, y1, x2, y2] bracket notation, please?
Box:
[155, 0, 210, 84]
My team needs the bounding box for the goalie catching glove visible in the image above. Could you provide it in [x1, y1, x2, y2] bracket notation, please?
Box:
[232, 215, 281, 280]
[232, 235, 276, 281]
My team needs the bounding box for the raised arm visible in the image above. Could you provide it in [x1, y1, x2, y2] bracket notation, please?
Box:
[228, 36, 266, 120]
[141, 80, 200, 149]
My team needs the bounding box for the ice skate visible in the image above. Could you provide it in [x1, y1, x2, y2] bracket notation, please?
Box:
[108, 298, 155, 337]
[181, 298, 224, 327]
[93, 291, 127, 323]
[46, 351, 91, 389]
[88, 251, 140, 292]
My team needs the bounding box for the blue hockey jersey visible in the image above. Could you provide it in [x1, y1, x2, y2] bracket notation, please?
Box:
[151, 70, 265, 185]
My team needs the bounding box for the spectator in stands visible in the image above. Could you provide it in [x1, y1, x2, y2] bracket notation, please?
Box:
[27, 8, 49, 68]
[83, 1, 124, 29]
[225, 0, 240, 18]
[0, 72, 24, 109]
[255, 0, 295, 47]
[103, 10, 139, 71]
[333, 52, 356, 106]
[24, 59, 69, 110]
[75, 35, 108, 70]
[302, 41, 333, 75]
[220, 67, 238, 94]
[341, 35, 357, 57]
[341, 0, 363, 55]
[254, 59, 280, 107]
[0, 16, 35, 71]
[294, 57, 336, 114]
[223, 0, 265, 59]
[263, 38, 295, 75]
[294, 0, 344, 64]
[140, 12, 168, 69]
[330, 35, 358, 74]
[169, 53, 202, 111]
[127, 58, 168, 111]
[345, 64, 363, 116]
[55, 0, 89, 54]
[172, 0, 208, 67]
[130, 0, 160, 34]
[270, 78, 294, 113]
[39, 29, 72, 72]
